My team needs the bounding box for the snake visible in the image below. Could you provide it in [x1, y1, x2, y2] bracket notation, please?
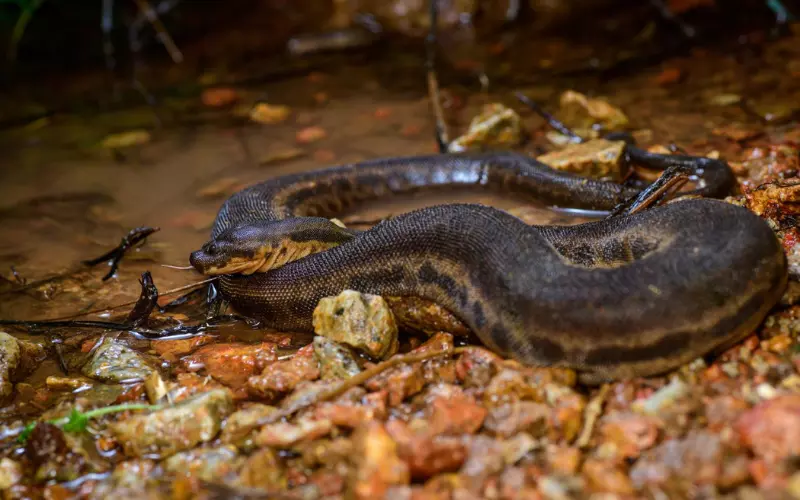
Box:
[189, 148, 787, 383]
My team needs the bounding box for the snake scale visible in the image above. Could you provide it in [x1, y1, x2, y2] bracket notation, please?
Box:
[190, 150, 787, 383]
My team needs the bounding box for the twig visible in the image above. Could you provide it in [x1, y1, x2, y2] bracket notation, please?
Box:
[126, 271, 158, 327]
[82, 226, 160, 281]
[426, 0, 449, 152]
[514, 92, 584, 142]
[131, 0, 183, 63]
[575, 383, 610, 448]
[254, 347, 466, 427]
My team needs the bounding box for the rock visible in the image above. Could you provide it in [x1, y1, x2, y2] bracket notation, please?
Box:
[630, 431, 746, 489]
[0, 458, 22, 489]
[538, 139, 627, 181]
[99, 130, 151, 149]
[632, 376, 690, 415]
[483, 401, 551, 438]
[459, 435, 506, 493]
[455, 347, 501, 387]
[386, 420, 467, 479]
[425, 386, 487, 435]
[81, 337, 155, 383]
[348, 421, 410, 499]
[110, 389, 234, 457]
[162, 445, 244, 482]
[248, 344, 320, 399]
[598, 411, 662, 459]
[582, 458, 635, 495]
[313, 290, 399, 359]
[237, 448, 287, 491]
[736, 394, 800, 466]
[448, 103, 524, 153]
[200, 87, 238, 107]
[255, 417, 333, 448]
[0, 332, 21, 400]
[249, 103, 291, 124]
[296, 126, 328, 144]
[384, 296, 471, 337]
[313, 336, 362, 379]
[219, 403, 277, 444]
[558, 90, 629, 133]
[179, 341, 277, 389]
[483, 368, 544, 406]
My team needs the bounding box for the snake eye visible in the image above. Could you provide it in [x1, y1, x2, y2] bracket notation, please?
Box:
[205, 243, 218, 255]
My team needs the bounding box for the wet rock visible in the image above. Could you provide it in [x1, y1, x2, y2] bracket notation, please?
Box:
[386, 419, 468, 479]
[546, 445, 581, 475]
[45, 376, 93, 392]
[744, 179, 800, 219]
[313, 336, 362, 379]
[0, 332, 45, 400]
[456, 347, 501, 387]
[180, 341, 277, 389]
[281, 379, 338, 410]
[237, 448, 287, 491]
[736, 394, 800, 466]
[348, 421, 410, 500]
[538, 138, 627, 181]
[748, 99, 799, 124]
[582, 458, 635, 495]
[598, 411, 661, 459]
[630, 431, 747, 489]
[483, 401, 551, 438]
[632, 376, 690, 415]
[448, 103, 524, 153]
[459, 435, 506, 493]
[296, 437, 353, 468]
[162, 445, 244, 482]
[99, 130, 151, 149]
[501, 432, 539, 465]
[364, 334, 454, 406]
[81, 337, 155, 383]
[249, 103, 291, 124]
[296, 126, 328, 144]
[201, 87, 238, 107]
[0, 331, 21, 400]
[111, 389, 234, 457]
[0, 458, 22, 489]
[365, 363, 426, 407]
[425, 385, 487, 435]
[313, 290, 399, 359]
[545, 384, 586, 443]
[558, 90, 629, 133]
[220, 403, 277, 444]
[313, 400, 382, 428]
[248, 344, 320, 399]
[735, 144, 799, 186]
[483, 367, 544, 406]
[151, 336, 215, 359]
[255, 417, 333, 448]
[711, 123, 763, 142]
[384, 296, 471, 336]
[25, 422, 88, 483]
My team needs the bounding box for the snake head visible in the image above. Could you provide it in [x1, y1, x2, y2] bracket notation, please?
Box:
[190, 217, 356, 276]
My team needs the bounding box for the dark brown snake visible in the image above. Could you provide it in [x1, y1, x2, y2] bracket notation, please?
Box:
[190, 149, 787, 383]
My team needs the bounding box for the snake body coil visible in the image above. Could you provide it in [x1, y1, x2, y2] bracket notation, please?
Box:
[195, 151, 787, 383]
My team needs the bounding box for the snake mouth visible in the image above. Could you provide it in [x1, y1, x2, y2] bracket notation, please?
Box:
[190, 249, 266, 276]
